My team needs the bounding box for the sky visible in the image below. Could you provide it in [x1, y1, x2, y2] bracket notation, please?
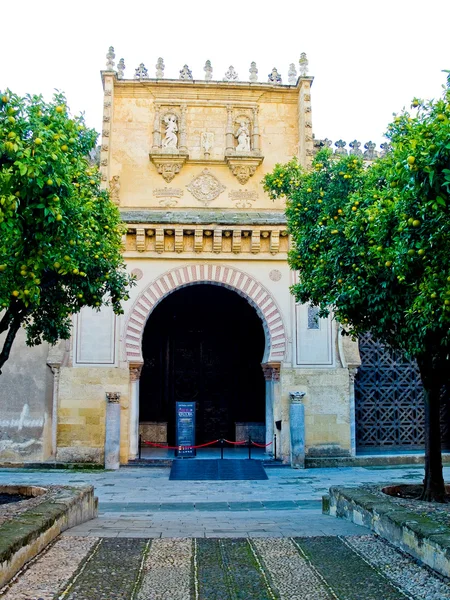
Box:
[2, 0, 449, 150]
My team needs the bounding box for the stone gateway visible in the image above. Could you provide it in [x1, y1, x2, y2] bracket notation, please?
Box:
[1, 51, 362, 466]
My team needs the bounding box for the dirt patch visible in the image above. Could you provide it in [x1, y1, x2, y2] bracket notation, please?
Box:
[382, 484, 450, 503]
[0, 493, 27, 505]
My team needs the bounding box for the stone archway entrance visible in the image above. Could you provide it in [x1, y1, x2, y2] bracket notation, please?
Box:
[125, 264, 287, 459]
[140, 284, 265, 445]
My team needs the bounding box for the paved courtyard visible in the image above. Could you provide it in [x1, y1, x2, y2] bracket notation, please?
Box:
[1, 464, 450, 598]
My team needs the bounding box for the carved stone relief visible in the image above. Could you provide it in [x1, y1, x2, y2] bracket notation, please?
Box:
[109, 175, 120, 205]
[153, 187, 184, 207]
[154, 161, 182, 183]
[229, 189, 258, 208]
[269, 269, 282, 282]
[229, 164, 256, 185]
[187, 169, 225, 206]
[201, 132, 214, 157]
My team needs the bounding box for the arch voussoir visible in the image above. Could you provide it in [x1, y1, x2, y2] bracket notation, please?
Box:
[124, 264, 287, 364]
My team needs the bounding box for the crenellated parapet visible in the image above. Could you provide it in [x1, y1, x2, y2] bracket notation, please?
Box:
[101, 47, 311, 86]
[313, 138, 391, 160]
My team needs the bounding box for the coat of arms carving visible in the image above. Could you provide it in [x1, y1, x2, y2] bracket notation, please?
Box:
[187, 169, 225, 206]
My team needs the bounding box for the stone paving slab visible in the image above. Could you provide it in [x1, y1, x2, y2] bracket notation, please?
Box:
[64, 509, 367, 538]
[2, 535, 450, 599]
[2, 465, 448, 507]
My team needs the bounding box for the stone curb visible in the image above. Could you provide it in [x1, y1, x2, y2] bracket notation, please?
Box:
[324, 485, 450, 578]
[0, 485, 97, 588]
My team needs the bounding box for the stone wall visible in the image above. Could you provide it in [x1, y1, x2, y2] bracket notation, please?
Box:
[0, 327, 52, 463]
[281, 367, 352, 459]
[56, 366, 129, 464]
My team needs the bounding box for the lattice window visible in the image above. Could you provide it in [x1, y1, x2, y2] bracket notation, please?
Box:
[355, 332, 449, 451]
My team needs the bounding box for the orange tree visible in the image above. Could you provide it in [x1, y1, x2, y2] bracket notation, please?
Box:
[0, 90, 132, 373]
[264, 81, 450, 501]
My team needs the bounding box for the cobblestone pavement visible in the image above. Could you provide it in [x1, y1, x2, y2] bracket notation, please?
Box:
[2, 466, 450, 598]
[2, 534, 450, 599]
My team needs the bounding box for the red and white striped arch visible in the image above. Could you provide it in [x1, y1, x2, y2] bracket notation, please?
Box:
[124, 263, 287, 364]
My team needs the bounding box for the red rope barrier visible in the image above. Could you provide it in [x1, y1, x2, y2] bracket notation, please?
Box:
[142, 439, 219, 450]
[251, 441, 273, 448]
[141, 438, 273, 450]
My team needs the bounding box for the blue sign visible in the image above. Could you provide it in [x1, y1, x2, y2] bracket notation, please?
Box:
[175, 402, 196, 457]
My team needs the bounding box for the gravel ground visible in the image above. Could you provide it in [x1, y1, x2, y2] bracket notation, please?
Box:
[2, 534, 450, 599]
[346, 534, 450, 600]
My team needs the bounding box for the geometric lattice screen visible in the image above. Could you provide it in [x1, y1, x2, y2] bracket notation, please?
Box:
[355, 332, 450, 451]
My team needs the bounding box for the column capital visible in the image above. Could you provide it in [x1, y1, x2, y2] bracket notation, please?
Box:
[129, 362, 144, 382]
[106, 392, 121, 403]
[261, 361, 281, 382]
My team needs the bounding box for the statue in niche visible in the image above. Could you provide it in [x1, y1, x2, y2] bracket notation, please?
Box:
[235, 119, 251, 152]
[162, 114, 178, 149]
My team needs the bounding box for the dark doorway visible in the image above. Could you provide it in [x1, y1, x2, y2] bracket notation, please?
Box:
[140, 284, 266, 445]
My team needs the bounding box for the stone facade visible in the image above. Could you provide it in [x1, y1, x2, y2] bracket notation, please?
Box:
[0, 53, 360, 466]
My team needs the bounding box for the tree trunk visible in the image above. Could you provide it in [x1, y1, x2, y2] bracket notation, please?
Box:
[0, 314, 23, 375]
[417, 354, 446, 502]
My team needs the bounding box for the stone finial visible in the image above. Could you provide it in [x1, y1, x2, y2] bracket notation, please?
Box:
[224, 66, 238, 82]
[204, 60, 213, 81]
[380, 142, 391, 156]
[268, 67, 282, 84]
[155, 57, 165, 79]
[249, 62, 258, 82]
[117, 58, 125, 80]
[364, 141, 377, 160]
[322, 138, 332, 149]
[299, 52, 309, 77]
[288, 63, 297, 84]
[349, 140, 362, 156]
[334, 139, 347, 155]
[106, 46, 115, 71]
[134, 63, 149, 79]
[179, 64, 193, 80]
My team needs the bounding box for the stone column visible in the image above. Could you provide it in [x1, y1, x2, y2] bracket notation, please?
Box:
[129, 363, 143, 459]
[289, 391, 306, 468]
[179, 103, 188, 153]
[105, 392, 121, 470]
[48, 363, 61, 459]
[225, 105, 234, 153]
[152, 103, 161, 149]
[349, 368, 357, 457]
[252, 107, 260, 152]
[261, 362, 281, 457]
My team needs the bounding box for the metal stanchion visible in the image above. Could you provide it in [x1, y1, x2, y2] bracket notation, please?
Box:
[220, 438, 224, 460]
[248, 435, 252, 460]
[138, 434, 142, 460]
[274, 434, 277, 460]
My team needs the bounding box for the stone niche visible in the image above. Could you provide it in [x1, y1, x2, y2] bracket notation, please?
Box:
[139, 422, 167, 443]
[235, 422, 265, 444]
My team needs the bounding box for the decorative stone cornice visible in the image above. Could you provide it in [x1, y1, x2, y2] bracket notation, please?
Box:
[122, 224, 288, 256]
[119, 209, 287, 226]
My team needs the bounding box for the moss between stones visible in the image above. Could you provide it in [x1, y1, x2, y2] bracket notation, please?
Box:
[0, 486, 94, 566]
[329, 485, 450, 545]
